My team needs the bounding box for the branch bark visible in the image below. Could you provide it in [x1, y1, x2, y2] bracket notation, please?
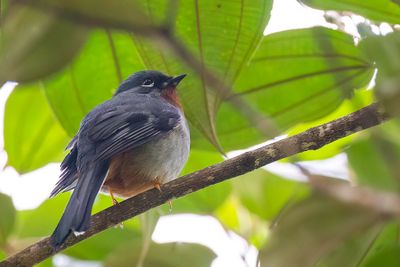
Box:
[0, 103, 390, 267]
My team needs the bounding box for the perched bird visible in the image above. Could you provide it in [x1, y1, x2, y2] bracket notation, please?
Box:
[50, 70, 190, 247]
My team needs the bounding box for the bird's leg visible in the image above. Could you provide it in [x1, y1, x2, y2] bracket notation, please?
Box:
[153, 180, 172, 212]
[154, 181, 162, 192]
[109, 188, 123, 228]
[109, 188, 119, 205]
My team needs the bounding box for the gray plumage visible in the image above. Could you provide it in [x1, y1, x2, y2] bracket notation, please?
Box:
[50, 71, 190, 246]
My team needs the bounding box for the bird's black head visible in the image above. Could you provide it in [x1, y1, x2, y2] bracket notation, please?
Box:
[114, 70, 186, 96]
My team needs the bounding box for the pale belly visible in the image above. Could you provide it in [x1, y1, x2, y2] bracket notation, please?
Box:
[102, 119, 190, 197]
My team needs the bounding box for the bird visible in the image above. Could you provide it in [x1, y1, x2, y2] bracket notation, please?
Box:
[49, 70, 190, 247]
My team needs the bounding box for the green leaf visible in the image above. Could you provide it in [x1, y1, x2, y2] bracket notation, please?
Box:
[0, 5, 88, 83]
[4, 84, 69, 173]
[35, 258, 53, 267]
[361, 32, 400, 116]
[214, 27, 374, 150]
[362, 244, 400, 267]
[43, 30, 145, 136]
[359, 222, 400, 266]
[260, 194, 382, 267]
[16, 193, 69, 238]
[16, 193, 141, 261]
[234, 169, 309, 220]
[0, 250, 5, 261]
[33, 0, 155, 33]
[16, 193, 139, 238]
[0, 193, 16, 246]
[346, 136, 400, 192]
[315, 226, 382, 267]
[132, 0, 272, 149]
[299, 0, 400, 24]
[64, 227, 141, 261]
[104, 241, 215, 267]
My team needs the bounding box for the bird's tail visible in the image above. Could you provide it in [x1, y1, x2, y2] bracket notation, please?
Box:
[50, 161, 109, 247]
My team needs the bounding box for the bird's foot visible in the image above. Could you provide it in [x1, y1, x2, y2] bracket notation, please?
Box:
[109, 189, 119, 205]
[109, 188, 123, 228]
[153, 181, 173, 212]
[154, 181, 162, 192]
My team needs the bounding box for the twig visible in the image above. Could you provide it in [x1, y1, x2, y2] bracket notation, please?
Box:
[0, 103, 390, 267]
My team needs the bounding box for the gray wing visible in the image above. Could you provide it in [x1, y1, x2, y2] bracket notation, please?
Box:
[87, 101, 181, 161]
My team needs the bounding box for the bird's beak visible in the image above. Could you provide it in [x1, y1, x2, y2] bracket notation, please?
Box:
[164, 74, 186, 88]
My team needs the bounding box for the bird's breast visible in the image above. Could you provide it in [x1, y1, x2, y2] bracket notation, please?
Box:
[103, 116, 190, 197]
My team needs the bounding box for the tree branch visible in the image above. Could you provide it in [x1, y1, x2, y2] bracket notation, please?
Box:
[0, 103, 391, 266]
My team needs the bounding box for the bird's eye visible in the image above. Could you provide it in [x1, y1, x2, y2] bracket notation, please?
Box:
[142, 79, 154, 87]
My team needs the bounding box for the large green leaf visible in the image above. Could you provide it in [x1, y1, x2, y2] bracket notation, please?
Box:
[0, 5, 88, 83]
[0, 193, 16, 246]
[260, 194, 382, 267]
[43, 30, 145, 136]
[132, 0, 272, 149]
[104, 241, 215, 267]
[4, 84, 69, 173]
[212, 27, 374, 150]
[299, 0, 400, 24]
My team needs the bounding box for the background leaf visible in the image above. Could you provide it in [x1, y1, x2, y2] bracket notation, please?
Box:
[33, 0, 155, 33]
[43, 30, 145, 136]
[299, 0, 400, 24]
[234, 169, 309, 220]
[347, 137, 400, 192]
[104, 241, 215, 267]
[362, 244, 400, 267]
[358, 222, 400, 266]
[213, 27, 374, 150]
[361, 32, 400, 116]
[4, 84, 69, 173]
[0, 5, 88, 83]
[260, 194, 382, 267]
[0, 193, 16, 246]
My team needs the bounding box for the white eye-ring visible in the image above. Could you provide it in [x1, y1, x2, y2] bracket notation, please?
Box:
[142, 79, 154, 87]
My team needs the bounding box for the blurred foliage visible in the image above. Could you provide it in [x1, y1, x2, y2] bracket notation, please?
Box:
[361, 32, 400, 116]
[259, 194, 384, 267]
[1, 0, 400, 266]
[4, 84, 69, 173]
[0, 5, 88, 83]
[299, 0, 400, 24]
[0, 193, 15, 246]
[104, 241, 215, 267]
